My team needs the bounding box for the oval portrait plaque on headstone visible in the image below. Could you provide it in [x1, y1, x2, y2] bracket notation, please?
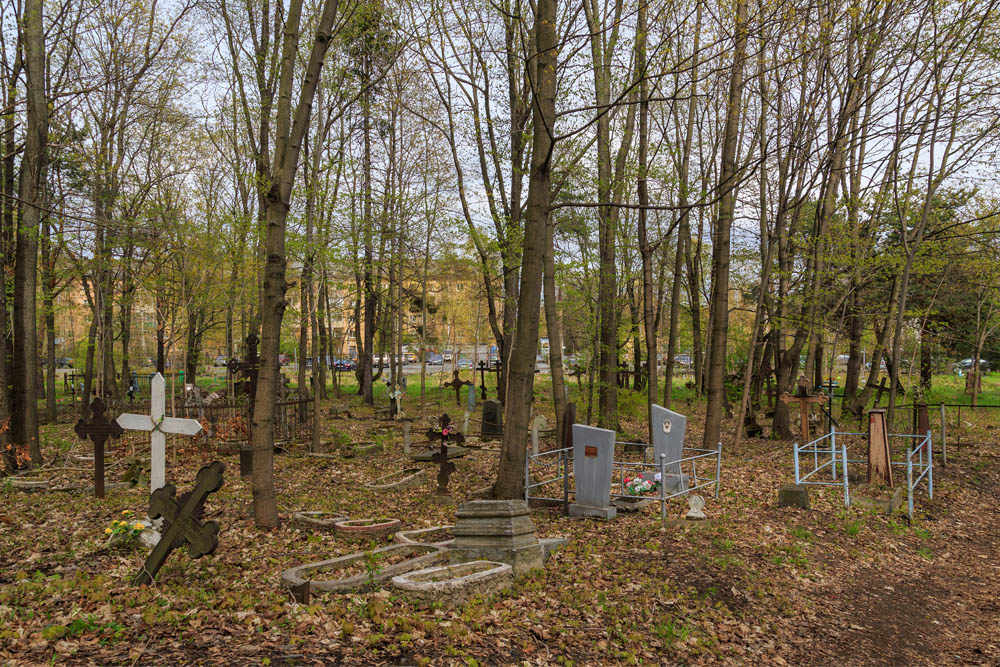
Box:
[662, 419, 672, 434]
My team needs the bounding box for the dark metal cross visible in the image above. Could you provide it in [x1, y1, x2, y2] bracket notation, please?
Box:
[73, 397, 123, 498]
[133, 461, 225, 586]
[476, 360, 501, 401]
[426, 414, 464, 495]
[443, 370, 472, 407]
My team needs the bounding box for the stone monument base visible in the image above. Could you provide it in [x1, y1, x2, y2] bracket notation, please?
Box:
[449, 499, 544, 575]
[569, 502, 617, 520]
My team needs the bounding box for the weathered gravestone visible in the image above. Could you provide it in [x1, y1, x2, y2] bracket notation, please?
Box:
[481, 400, 503, 438]
[116, 372, 203, 494]
[569, 424, 617, 520]
[133, 461, 224, 586]
[74, 398, 124, 499]
[642, 404, 689, 494]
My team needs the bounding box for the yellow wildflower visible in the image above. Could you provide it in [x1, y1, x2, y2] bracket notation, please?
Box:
[134, 523, 144, 531]
[104, 528, 112, 534]
[122, 510, 131, 516]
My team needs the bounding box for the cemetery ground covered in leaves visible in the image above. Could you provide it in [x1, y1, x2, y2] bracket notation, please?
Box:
[2, 384, 1000, 665]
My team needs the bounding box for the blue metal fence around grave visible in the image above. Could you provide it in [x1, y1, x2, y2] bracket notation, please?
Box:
[793, 427, 933, 518]
[524, 439, 724, 521]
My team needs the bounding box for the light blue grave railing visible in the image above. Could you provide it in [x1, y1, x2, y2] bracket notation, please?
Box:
[525, 447, 573, 508]
[793, 427, 933, 518]
[793, 428, 855, 507]
[611, 443, 722, 522]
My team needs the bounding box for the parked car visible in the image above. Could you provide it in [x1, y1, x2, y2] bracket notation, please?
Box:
[426, 353, 443, 365]
[278, 354, 291, 366]
[334, 358, 356, 371]
[214, 355, 228, 367]
[442, 350, 453, 362]
[675, 354, 693, 366]
[956, 358, 989, 372]
[458, 358, 473, 369]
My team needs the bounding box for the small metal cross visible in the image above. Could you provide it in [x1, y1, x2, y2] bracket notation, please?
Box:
[73, 397, 124, 498]
[443, 370, 472, 407]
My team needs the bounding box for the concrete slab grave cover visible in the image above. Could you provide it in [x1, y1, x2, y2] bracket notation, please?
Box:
[280, 543, 447, 594]
[569, 424, 617, 520]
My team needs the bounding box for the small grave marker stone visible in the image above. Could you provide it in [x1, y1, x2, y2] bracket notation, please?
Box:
[74, 398, 124, 499]
[481, 400, 503, 438]
[133, 461, 224, 586]
[685, 495, 706, 520]
[569, 424, 617, 520]
[867, 409, 892, 486]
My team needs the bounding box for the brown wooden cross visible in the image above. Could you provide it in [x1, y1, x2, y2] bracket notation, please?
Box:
[443, 370, 472, 407]
[426, 414, 464, 495]
[133, 461, 224, 586]
[73, 397, 124, 498]
[477, 360, 501, 401]
[779, 376, 826, 440]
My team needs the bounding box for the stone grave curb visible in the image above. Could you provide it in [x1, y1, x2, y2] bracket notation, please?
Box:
[280, 543, 448, 594]
[850, 484, 905, 513]
[391, 560, 513, 609]
[394, 525, 455, 547]
[291, 511, 348, 530]
[334, 518, 402, 538]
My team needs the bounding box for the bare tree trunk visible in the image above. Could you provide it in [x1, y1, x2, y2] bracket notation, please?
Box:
[13, 0, 48, 464]
[703, 0, 748, 450]
[492, 0, 556, 498]
[543, 213, 567, 444]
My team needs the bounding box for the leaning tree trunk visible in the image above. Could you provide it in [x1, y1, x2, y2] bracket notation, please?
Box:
[250, 0, 339, 528]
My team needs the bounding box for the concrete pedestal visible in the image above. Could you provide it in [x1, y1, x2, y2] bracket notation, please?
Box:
[449, 499, 544, 575]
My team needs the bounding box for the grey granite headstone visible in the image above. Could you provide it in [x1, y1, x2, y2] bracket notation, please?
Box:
[569, 424, 617, 520]
[482, 400, 503, 437]
[646, 404, 689, 494]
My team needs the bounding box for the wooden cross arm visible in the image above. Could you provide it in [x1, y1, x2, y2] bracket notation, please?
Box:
[186, 520, 220, 559]
[117, 413, 203, 436]
[779, 392, 827, 405]
[149, 484, 181, 522]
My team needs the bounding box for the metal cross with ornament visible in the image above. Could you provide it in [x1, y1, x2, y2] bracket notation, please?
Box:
[116, 372, 203, 493]
[133, 461, 224, 586]
[425, 414, 464, 495]
[443, 370, 472, 407]
[74, 397, 124, 498]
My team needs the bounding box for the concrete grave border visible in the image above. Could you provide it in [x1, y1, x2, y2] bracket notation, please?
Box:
[291, 511, 348, 530]
[334, 518, 402, 537]
[391, 560, 512, 608]
[3, 477, 51, 490]
[394, 525, 454, 547]
[366, 467, 426, 491]
[281, 543, 448, 594]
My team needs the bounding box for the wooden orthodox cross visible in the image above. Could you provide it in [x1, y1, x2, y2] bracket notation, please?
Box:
[74, 398, 124, 498]
[443, 370, 472, 407]
[133, 461, 224, 586]
[476, 360, 501, 401]
[779, 376, 827, 440]
[116, 373, 203, 493]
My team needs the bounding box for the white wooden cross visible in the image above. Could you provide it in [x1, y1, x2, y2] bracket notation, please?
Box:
[116, 373, 203, 492]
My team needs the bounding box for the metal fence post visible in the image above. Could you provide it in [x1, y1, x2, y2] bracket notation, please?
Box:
[524, 449, 530, 502]
[831, 429, 838, 481]
[659, 453, 667, 525]
[940, 403, 947, 466]
[562, 448, 570, 516]
[794, 442, 800, 484]
[907, 455, 914, 520]
[842, 444, 850, 507]
[927, 429, 934, 499]
[715, 441, 722, 498]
